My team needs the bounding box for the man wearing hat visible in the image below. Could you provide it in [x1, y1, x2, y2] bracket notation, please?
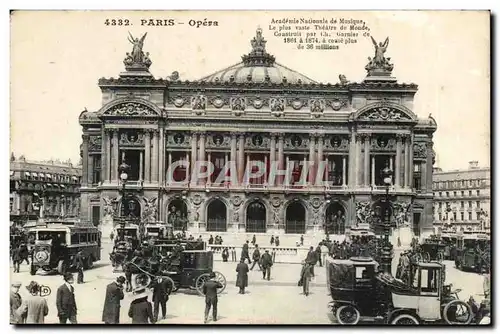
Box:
[10, 282, 24, 324]
[74, 250, 85, 284]
[260, 249, 273, 281]
[19, 281, 49, 324]
[128, 287, 154, 324]
[152, 275, 173, 322]
[102, 276, 126, 324]
[202, 272, 223, 323]
[56, 273, 78, 324]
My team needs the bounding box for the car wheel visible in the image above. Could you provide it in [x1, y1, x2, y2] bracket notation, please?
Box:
[391, 314, 419, 325]
[336, 305, 360, 325]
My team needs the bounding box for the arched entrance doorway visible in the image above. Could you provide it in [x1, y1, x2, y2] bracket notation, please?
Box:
[167, 199, 188, 231]
[285, 201, 306, 234]
[324, 202, 346, 234]
[246, 201, 266, 233]
[120, 196, 141, 218]
[206, 199, 227, 232]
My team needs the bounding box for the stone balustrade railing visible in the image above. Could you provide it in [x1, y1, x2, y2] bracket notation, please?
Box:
[207, 244, 312, 264]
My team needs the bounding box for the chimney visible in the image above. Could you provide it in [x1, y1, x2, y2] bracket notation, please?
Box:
[468, 161, 479, 169]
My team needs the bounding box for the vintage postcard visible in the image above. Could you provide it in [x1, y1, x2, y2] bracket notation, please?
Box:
[9, 10, 490, 325]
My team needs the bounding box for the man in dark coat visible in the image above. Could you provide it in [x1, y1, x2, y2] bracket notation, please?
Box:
[208, 235, 214, 245]
[305, 246, 317, 276]
[315, 244, 323, 267]
[250, 245, 262, 271]
[56, 273, 78, 324]
[270, 235, 275, 245]
[251, 235, 256, 245]
[260, 249, 273, 281]
[128, 287, 154, 324]
[236, 258, 249, 294]
[222, 248, 229, 262]
[152, 276, 172, 322]
[12, 245, 21, 273]
[275, 236, 280, 247]
[102, 276, 125, 324]
[74, 251, 85, 284]
[202, 272, 223, 323]
[241, 241, 251, 264]
[19, 243, 30, 265]
[300, 235, 304, 246]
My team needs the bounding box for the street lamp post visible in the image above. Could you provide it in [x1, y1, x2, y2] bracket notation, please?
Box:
[380, 164, 394, 275]
[118, 160, 131, 241]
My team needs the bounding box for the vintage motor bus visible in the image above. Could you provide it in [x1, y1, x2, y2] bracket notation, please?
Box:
[30, 219, 101, 275]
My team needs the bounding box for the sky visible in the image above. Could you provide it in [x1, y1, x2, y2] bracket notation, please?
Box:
[9, 10, 490, 171]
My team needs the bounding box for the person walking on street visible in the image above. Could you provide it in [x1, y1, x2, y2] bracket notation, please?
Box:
[152, 276, 172, 322]
[250, 245, 262, 271]
[251, 234, 256, 245]
[305, 246, 317, 277]
[270, 235, 275, 246]
[301, 263, 313, 296]
[236, 258, 249, 294]
[128, 287, 154, 324]
[241, 241, 251, 264]
[56, 273, 78, 324]
[315, 244, 323, 267]
[202, 272, 223, 323]
[10, 282, 23, 324]
[19, 243, 30, 265]
[260, 249, 273, 281]
[18, 281, 49, 324]
[300, 235, 304, 246]
[275, 236, 280, 247]
[12, 245, 21, 273]
[102, 276, 125, 324]
[222, 247, 229, 262]
[74, 250, 85, 284]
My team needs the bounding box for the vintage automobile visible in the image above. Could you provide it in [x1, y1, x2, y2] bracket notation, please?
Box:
[455, 233, 490, 273]
[440, 233, 458, 260]
[327, 256, 476, 325]
[326, 256, 384, 324]
[29, 219, 101, 275]
[144, 222, 174, 240]
[419, 237, 446, 262]
[128, 250, 226, 296]
[114, 223, 140, 241]
[385, 261, 474, 325]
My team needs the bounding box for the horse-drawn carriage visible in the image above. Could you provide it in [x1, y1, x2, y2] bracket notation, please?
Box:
[455, 233, 490, 273]
[327, 256, 478, 325]
[126, 250, 226, 296]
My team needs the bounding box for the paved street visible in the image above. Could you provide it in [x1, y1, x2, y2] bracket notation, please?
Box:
[10, 242, 486, 324]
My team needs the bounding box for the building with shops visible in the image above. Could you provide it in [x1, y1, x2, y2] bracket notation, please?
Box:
[78, 29, 437, 236]
[9, 155, 82, 225]
[432, 161, 490, 230]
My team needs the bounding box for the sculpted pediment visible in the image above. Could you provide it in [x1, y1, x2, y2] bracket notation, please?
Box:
[99, 98, 161, 117]
[354, 102, 417, 122]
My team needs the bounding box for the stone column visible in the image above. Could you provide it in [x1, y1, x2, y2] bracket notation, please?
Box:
[111, 130, 118, 182]
[144, 130, 151, 183]
[317, 134, 324, 186]
[270, 134, 276, 164]
[199, 132, 206, 185]
[87, 154, 93, 185]
[158, 129, 164, 184]
[168, 152, 172, 183]
[371, 156, 375, 186]
[404, 136, 409, 188]
[308, 135, 316, 185]
[348, 131, 355, 187]
[364, 134, 371, 186]
[245, 154, 250, 185]
[185, 152, 190, 183]
[409, 135, 414, 189]
[237, 133, 245, 184]
[355, 134, 362, 186]
[207, 152, 212, 185]
[100, 130, 107, 183]
[82, 134, 89, 186]
[230, 132, 237, 185]
[277, 133, 285, 185]
[395, 134, 402, 187]
[152, 130, 159, 182]
[342, 156, 347, 186]
[285, 155, 290, 186]
[139, 152, 144, 181]
[264, 155, 268, 184]
[191, 131, 198, 179]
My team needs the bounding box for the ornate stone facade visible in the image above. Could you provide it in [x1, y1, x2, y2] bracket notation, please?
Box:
[78, 29, 437, 236]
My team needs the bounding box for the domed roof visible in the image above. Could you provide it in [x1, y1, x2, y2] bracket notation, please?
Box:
[198, 28, 318, 85]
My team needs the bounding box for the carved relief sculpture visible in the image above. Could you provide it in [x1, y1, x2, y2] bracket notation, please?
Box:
[143, 197, 158, 222]
[88, 135, 102, 152]
[104, 102, 156, 117]
[355, 201, 373, 226]
[365, 107, 404, 121]
[119, 131, 145, 146]
[270, 98, 285, 112]
[413, 142, 428, 159]
[191, 94, 207, 111]
[230, 96, 246, 115]
[309, 99, 326, 113]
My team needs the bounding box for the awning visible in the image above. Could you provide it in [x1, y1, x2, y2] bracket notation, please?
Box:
[32, 172, 38, 177]
[46, 174, 52, 178]
[25, 172, 30, 176]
